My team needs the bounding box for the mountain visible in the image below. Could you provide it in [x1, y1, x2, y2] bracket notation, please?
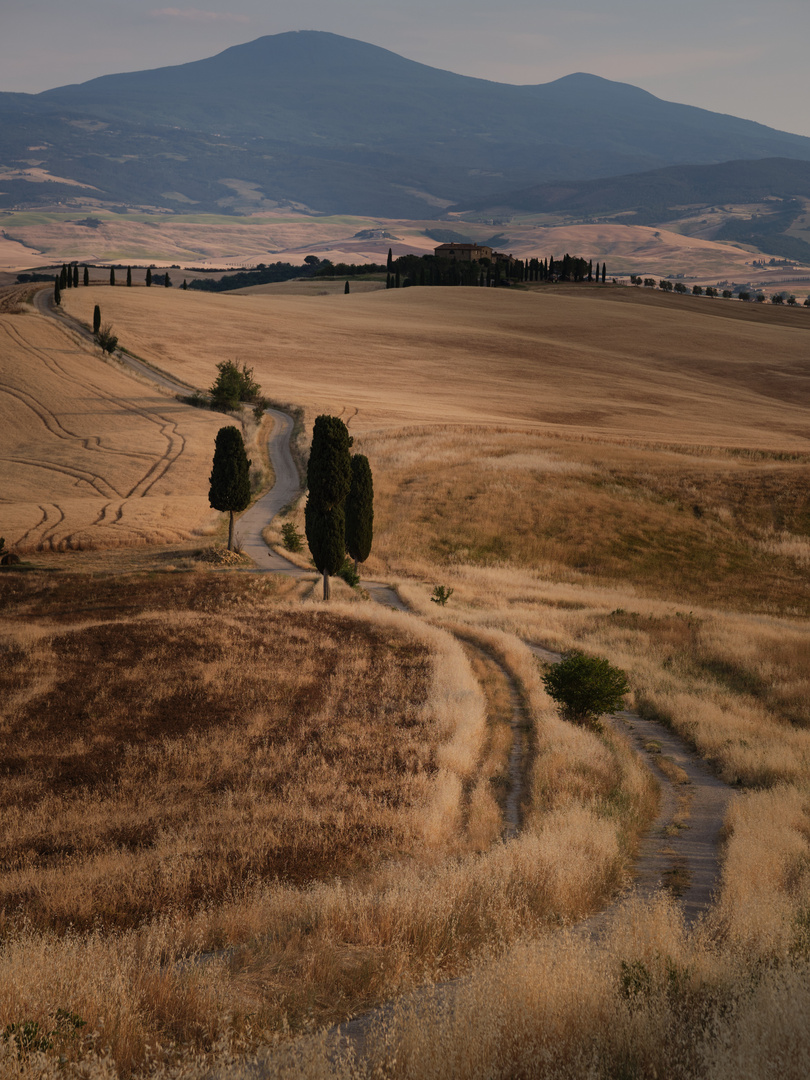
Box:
[3, 32, 810, 217]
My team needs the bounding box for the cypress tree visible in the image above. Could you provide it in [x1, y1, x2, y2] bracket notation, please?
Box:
[83, 265, 89, 286]
[146, 267, 152, 287]
[164, 271, 171, 288]
[73, 265, 79, 288]
[60, 265, 67, 289]
[93, 304, 101, 335]
[182, 279, 187, 290]
[395, 268, 401, 288]
[588, 260, 593, 282]
[345, 454, 373, 571]
[594, 262, 600, 282]
[126, 266, 132, 287]
[305, 415, 352, 601]
[549, 257, 555, 280]
[208, 426, 252, 552]
[386, 273, 392, 290]
[54, 278, 61, 306]
[65, 265, 72, 288]
[109, 267, 115, 286]
[387, 248, 393, 273]
[344, 280, 350, 294]
[602, 263, 606, 284]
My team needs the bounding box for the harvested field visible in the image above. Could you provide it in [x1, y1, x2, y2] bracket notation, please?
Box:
[61, 285, 810, 447]
[0, 301, 225, 551]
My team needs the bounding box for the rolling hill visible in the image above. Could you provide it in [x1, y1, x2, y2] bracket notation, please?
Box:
[4, 32, 810, 217]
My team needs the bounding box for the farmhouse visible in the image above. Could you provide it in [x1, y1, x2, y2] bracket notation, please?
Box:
[434, 243, 493, 262]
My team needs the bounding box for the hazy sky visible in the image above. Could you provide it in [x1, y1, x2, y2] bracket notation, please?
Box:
[3, 0, 810, 137]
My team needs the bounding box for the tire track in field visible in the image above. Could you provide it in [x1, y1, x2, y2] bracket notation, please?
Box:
[1, 455, 121, 499]
[4, 295, 190, 510]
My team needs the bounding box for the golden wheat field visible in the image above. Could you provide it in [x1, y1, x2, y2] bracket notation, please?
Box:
[0, 303, 229, 551]
[3, 281, 810, 1078]
[61, 284, 810, 447]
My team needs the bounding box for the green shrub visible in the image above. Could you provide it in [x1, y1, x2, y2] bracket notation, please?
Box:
[337, 556, 360, 587]
[542, 651, 629, 728]
[281, 522, 303, 552]
[430, 584, 454, 606]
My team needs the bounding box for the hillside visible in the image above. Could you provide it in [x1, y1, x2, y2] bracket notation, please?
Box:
[3, 32, 810, 217]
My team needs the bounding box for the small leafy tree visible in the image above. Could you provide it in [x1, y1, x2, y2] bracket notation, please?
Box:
[209, 361, 261, 411]
[93, 304, 101, 335]
[542, 652, 629, 729]
[208, 426, 251, 551]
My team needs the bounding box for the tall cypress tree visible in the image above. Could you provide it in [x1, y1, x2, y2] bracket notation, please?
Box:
[93, 304, 101, 335]
[60, 265, 67, 289]
[208, 426, 252, 552]
[345, 454, 373, 572]
[387, 248, 393, 273]
[146, 267, 152, 287]
[109, 267, 115, 286]
[54, 278, 61, 306]
[164, 271, 171, 288]
[83, 265, 89, 286]
[126, 266, 132, 287]
[73, 266, 79, 288]
[588, 260, 593, 282]
[305, 415, 352, 601]
[602, 263, 607, 284]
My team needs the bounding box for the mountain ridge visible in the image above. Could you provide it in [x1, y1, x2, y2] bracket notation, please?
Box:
[2, 32, 810, 218]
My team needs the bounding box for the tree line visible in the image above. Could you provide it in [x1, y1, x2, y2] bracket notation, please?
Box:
[630, 276, 810, 307]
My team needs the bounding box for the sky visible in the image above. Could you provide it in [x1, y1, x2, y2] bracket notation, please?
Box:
[3, 0, 810, 137]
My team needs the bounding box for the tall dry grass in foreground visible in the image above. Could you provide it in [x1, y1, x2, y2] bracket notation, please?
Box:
[0, 573, 656, 1075]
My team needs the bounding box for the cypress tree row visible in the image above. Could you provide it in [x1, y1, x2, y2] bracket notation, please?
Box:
[345, 454, 373, 571]
[305, 415, 352, 601]
[208, 426, 252, 552]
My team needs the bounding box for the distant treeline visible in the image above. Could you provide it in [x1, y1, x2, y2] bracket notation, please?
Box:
[188, 262, 310, 291]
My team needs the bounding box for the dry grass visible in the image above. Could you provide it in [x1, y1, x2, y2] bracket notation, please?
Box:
[352, 425, 810, 616]
[0, 573, 659, 1075]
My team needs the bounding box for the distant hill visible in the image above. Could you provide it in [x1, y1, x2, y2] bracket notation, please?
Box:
[454, 158, 810, 263]
[4, 32, 810, 217]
